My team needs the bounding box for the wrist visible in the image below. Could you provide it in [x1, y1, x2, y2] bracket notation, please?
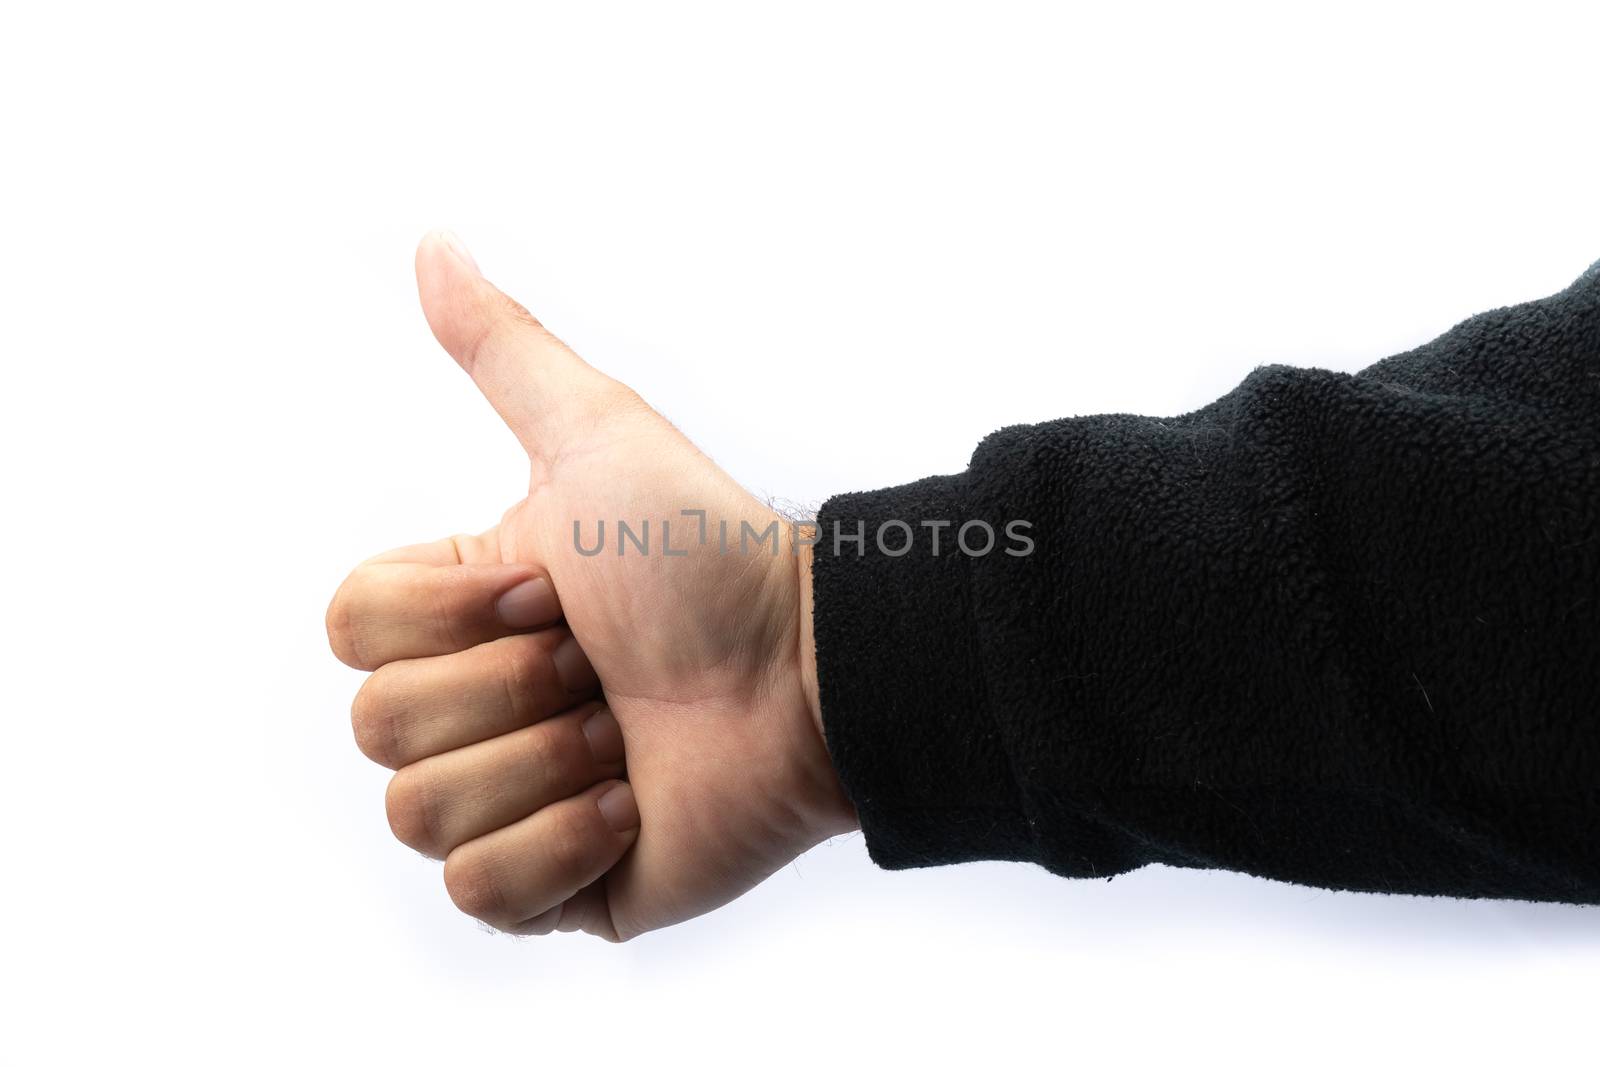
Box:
[794, 534, 858, 835]
[797, 538, 823, 744]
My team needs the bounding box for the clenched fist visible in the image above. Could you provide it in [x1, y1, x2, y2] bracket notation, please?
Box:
[327, 232, 857, 941]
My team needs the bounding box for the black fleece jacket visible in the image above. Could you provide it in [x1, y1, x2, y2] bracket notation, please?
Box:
[811, 260, 1600, 903]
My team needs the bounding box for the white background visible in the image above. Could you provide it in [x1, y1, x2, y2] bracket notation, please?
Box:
[4, 2, 1599, 1062]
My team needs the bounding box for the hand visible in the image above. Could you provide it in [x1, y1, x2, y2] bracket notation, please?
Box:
[326, 232, 857, 941]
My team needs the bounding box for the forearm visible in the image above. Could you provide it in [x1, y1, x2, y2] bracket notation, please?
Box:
[812, 261, 1600, 901]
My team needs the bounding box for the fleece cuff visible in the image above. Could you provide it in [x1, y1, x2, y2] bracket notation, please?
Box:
[811, 471, 1036, 869]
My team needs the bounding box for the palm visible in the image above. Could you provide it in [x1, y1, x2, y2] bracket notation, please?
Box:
[424, 241, 851, 939]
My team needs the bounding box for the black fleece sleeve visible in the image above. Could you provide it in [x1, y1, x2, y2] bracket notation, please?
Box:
[811, 260, 1600, 903]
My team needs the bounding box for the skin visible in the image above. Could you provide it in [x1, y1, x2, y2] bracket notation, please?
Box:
[326, 232, 857, 941]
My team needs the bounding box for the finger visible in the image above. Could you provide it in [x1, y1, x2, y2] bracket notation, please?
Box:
[385, 702, 626, 859]
[351, 629, 600, 769]
[414, 230, 629, 457]
[507, 904, 564, 937]
[362, 528, 506, 567]
[443, 781, 639, 933]
[326, 561, 562, 670]
[552, 881, 612, 936]
[507, 881, 609, 938]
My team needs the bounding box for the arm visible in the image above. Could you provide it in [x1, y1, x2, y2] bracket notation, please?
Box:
[332, 235, 1599, 943]
[813, 261, 1600, 902]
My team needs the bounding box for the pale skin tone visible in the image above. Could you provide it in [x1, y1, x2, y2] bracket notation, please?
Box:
[326, 232, 857, 941]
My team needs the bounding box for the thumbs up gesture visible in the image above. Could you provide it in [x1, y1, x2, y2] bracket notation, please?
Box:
[327, 233, 856, 940]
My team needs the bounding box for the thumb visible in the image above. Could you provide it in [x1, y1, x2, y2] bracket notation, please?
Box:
[415, 230, 622, 455]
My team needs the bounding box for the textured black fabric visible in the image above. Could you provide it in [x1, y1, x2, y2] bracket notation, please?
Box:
[812, 261, 1600, 902]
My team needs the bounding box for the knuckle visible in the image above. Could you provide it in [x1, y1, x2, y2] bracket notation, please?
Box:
[453, 307, 498, 376]
[544, 806, 603, 877]
[326, 568, 383, 670]
[384, 769, 439, 856]
[503, 296, 543, 332]
[325, 581, 363, 668]
[593, 382, 650, 426]
[612, 383, 649, 413]
[425, 572, 473, 653]
[500, 633, 561, 715]
[444, 853, 507, 924]
[350, 673, 399, 767]
[521, 718, 566, 769]
[497, 644, 534, 721]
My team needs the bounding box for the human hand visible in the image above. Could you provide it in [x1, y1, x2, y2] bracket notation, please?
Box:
[326, 232, 857, 940]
